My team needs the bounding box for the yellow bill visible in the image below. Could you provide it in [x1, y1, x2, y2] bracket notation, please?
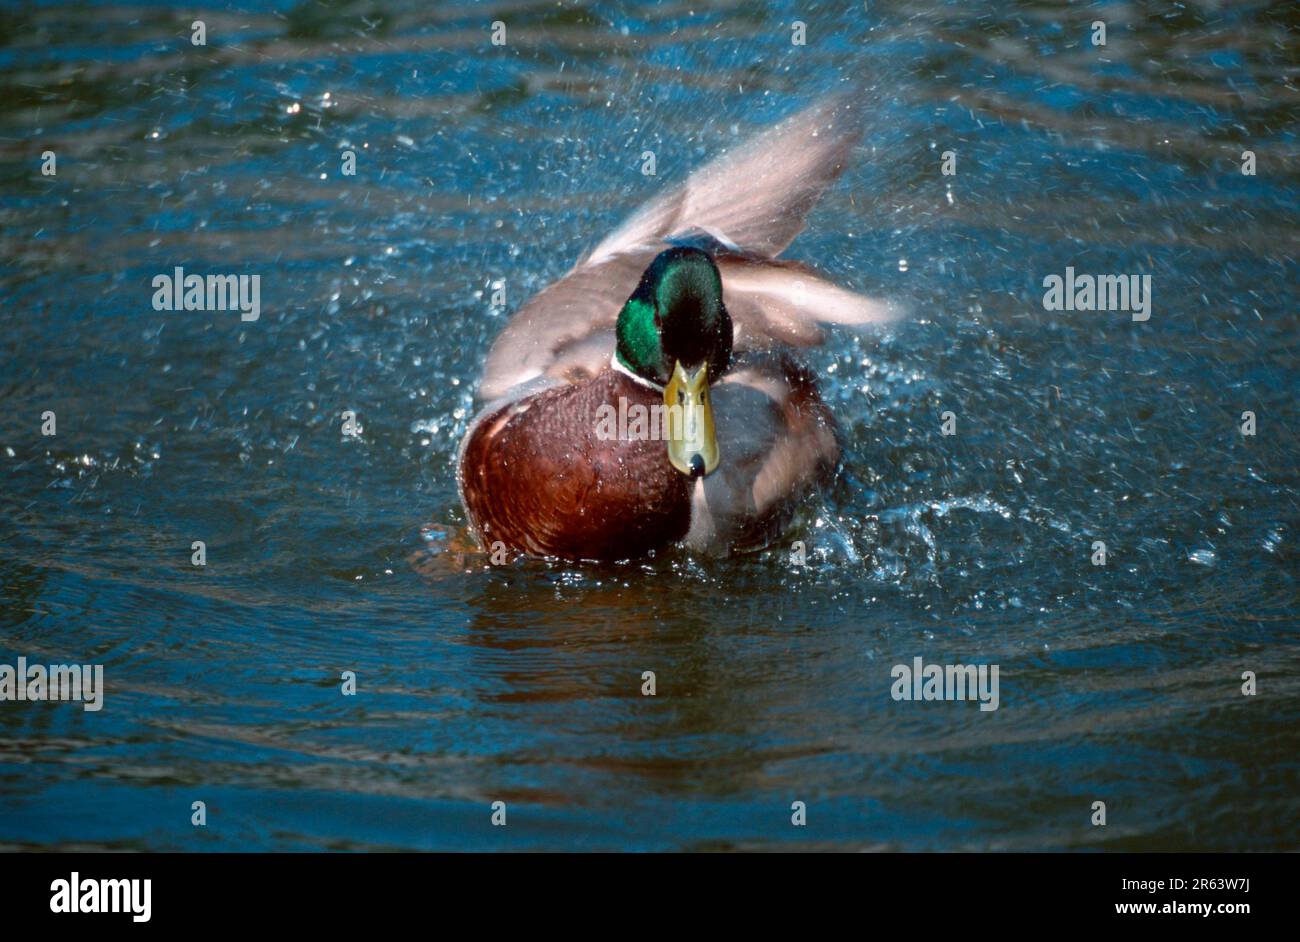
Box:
[664, 360, 719, 478]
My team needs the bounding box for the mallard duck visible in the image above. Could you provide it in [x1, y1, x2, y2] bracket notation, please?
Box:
[457, 91, 897, 561]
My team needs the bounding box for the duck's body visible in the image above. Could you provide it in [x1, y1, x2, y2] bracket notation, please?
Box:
[460, 368, 691, 560]
[457, 91, 896, 561]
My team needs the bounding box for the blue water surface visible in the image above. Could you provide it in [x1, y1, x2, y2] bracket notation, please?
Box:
[0, 0, 1297, 850]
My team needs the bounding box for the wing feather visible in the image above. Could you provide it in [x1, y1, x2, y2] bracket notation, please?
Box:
[476, 89, 899, 404]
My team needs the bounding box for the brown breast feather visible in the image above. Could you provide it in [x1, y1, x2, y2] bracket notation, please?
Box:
[460, 370, 692, 561]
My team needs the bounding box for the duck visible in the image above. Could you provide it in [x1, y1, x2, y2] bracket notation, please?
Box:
[457, 90, 898, 562]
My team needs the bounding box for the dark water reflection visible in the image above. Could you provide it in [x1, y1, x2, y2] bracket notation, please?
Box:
[0, 1, 1297, 850]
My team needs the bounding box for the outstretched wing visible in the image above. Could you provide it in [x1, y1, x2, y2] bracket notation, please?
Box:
[476, 89, 899, 404]
[583, 89, 866, 265]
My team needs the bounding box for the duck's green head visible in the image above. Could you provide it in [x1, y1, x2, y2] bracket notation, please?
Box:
[615, 246, 733, 478]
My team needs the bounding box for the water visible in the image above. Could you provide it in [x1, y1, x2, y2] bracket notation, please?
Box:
[1, 1, 1297, 850]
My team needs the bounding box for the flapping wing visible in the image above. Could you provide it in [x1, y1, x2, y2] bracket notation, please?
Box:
[477, 254, 649, 403]
[476, 88, 898, 404]
[582, 88, 868, 265]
